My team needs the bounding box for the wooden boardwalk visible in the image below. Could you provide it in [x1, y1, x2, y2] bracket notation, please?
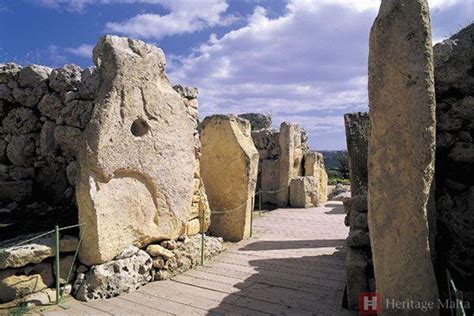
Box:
[43, 202, 351, 315]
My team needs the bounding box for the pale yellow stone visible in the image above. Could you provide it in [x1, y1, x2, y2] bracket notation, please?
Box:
[277, 122, 303, 207]
[146, 244, 174, 259]
[368, 0, 438, 309]
[77, 36, 195, 265]
[201, 115, 259, 241]
[304, 151, 328, 206]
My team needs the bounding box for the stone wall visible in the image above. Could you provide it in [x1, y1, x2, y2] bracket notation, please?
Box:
[0, 63, 98, 211]
[434, 23, 474, 304]
[344, 112, 368, 196]
[0, 35, 216, 305]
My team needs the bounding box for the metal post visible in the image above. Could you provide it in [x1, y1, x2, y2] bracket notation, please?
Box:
[200, 209, 204, 266]
[55, 225, 61, 305]
[249, 196, 253, 239]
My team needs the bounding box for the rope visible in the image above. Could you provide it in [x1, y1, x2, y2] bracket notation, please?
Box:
[210, 187, 287, 214]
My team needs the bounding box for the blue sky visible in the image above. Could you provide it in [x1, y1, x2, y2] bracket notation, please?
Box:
[0, 0, 472, 149]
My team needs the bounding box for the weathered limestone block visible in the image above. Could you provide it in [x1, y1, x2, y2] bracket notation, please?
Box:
[0, 234, 78, 269]
[277, 122, 303, 207]
[74, 250, 153, 301]
[260, 159, 279, 204]
[77, 36, 196, 265]
[368, 0, 439, 309]
[304, 151, 328, 205]
[0, 262, 53, 303]
[346, 248, 370, 310]
[289, 176, 318, 208]
[344, 112, 369, 196]
[238, 113, 272, 131]
[201, 115, 258, 241]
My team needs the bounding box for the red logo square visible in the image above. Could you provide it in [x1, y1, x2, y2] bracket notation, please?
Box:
[359, 292, 381, 315]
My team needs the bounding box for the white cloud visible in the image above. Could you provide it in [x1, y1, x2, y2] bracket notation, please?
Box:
[65, 44, 94, 58]
[105, 0, 235, 39]
[167, 0, 468, 149]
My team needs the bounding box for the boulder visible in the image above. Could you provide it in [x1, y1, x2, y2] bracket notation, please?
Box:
[368, 0, 439, 308]
[49, 64, 82, 92]
[344, 112, 369, 196]
[145, 244, 174, 259]
[61, 99, 94, 129]
[276, 122, 303, 207]
[76, 36, 196, 265]
[289, 176, 318, 208]
[172, 84, 198, 99]
[39, 120, 57, 156]
[6, 134, 37, 167]
[346, 248, 370, 310]
[74, 250, 153, 301]
[54, 125, 82, 155]
[0, 234, 79, 269]
[17, 65, 51, 88]
[0, 63, 21, 84]
[2, 107, 39, 135]
[238, 113, 272, 131]
[0, 262, 53, 303]
[201, 115, 259, 241]
[38, 93, 63, 121]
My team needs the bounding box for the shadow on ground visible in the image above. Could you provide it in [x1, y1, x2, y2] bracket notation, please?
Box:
[207, 240, 349, 315]
[324, 202, 346, 215]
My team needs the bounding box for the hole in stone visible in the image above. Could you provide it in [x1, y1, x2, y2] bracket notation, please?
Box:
[131, 118, 150, 137]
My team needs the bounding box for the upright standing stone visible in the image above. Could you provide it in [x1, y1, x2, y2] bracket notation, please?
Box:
[77, 36, 196, 265]
[368, 0, 439, 311]
[200, 115, 259, 241]
[344, 112, 369, 196]
[277, 123, 303, 207]
[304, 151, 328, 206]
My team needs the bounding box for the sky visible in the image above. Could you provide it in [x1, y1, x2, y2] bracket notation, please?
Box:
[0, 0, 472, 150]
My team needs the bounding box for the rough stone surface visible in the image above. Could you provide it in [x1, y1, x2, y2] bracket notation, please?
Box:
[201, 115, 258, 241]
[434, 23, 474, 303]
[74, 250, 153, 301]
[0, 234, 79, 269]
[238, 113, 272, 131]
[277, 122, 303, 207]
[368, 0, 439, 308]
[289, 176, 318, 208]
[344, 112, 369, 196]
[145, 244, 174, 259]
[0, 262, 53, 303]
[76, 36, 196, 265]
[346, 248, 370, 310]
[304, 151, 328, 205]
[260, 159, 280, 204]
[0, 180, 32, 202]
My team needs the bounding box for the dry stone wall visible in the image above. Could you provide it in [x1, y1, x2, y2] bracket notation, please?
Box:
[0, 63, 98, 210]
[0, 35, 218, 305]
[434, 23, 474, 304]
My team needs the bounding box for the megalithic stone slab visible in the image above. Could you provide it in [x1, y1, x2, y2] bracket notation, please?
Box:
[344, 112, 369, 196]
[368, 0, 439, 311]
[304, 151, 328, 206]
[77, 36, 196, 265]
[277, 122, 303, 207]
[200, 115, 259, 241]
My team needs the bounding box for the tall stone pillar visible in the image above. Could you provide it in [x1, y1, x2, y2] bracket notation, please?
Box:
[368, 0, 439, 313]
[276, 123, 303, 207]
[304, 151, 328, 206]
[77, 36, 196, 265]
[344, 112, 369, 196]
[200, 115, 259, 241]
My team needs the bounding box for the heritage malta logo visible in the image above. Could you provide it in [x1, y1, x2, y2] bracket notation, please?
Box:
[359, 292, 381, 315]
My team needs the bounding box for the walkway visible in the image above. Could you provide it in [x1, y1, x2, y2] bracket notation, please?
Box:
[44, 202, 350, 315]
